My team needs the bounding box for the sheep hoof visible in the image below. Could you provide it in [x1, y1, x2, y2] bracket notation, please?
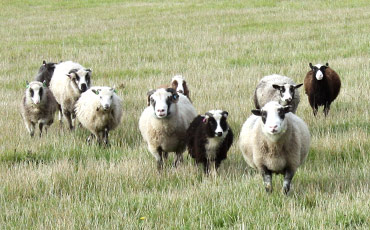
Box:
[157, 160, 163, 171]
[283, 185, 290, 195]
[265, 184, 272, 193]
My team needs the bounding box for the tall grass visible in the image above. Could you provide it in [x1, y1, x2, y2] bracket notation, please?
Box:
[0, 0, 369, 229]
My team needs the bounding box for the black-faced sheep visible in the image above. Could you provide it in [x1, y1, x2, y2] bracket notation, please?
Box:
[20, 81, 58, 137]
[239, 101, 310, 194]
[304, 63, 341, 116]
[254, 74, 303, 113]
[34, 60, 57, 87]
[75, 86, 122, 146]
[139, 88, 197, 170]
[49, 61, 92, 130]
[186, 110, 233, 174]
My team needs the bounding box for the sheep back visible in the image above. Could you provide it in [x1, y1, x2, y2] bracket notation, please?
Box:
[254, 74, 300, 113]
[75, 89, 122, 134]
[304, 67, 341, 106]
[187, 115, 233, 165]
[139, 94, 196, 153]
[49, 61, 84, 113]
[239, 113, 310, 174]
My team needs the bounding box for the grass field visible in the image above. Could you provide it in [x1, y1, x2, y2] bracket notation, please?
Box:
[0, 0, 369, 229]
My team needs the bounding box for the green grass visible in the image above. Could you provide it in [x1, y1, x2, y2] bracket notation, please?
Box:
[0, 0, 369, 229]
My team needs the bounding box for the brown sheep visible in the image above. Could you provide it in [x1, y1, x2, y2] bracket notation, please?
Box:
[304, 63, 341, 116]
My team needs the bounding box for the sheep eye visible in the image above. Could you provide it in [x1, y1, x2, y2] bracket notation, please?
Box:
[110, 96, 113, 99]
[30, 89, 34, 97]
[100, 96, 102, 99]
[76, 75, 80, 81]
[39, 88, 43, 97]
[150, 98, 155, 103]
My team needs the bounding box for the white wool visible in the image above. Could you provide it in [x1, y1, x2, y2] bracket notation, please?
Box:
[75, 87, 122, 140]
[239, 101, 310, 174]
[139, 93, 197, 161]
[49, 61, 92, 129]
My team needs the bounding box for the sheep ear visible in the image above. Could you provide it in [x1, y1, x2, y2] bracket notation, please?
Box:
[26, 81, 30, 88]
[147, 89, 156, 106]
[42, 80, 47, 87]
[92, 89, 99, 95]
[42, 60, 46, 65]
[251, 109, 261, 116]
[309, 63, 313, 69]
[272, 84, 282, 90]
[85, 68, 92, 73]
[326, 62, 329, 67]
[66, 74, 72, 78]
[222, 111, 228, 118]
[294, 83, 303, 89]
[202, 115, 209, 123]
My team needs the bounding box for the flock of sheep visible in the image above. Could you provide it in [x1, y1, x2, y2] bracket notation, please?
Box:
[20, 60, 341, 194]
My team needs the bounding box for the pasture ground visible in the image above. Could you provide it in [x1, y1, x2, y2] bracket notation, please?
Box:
[0, 0, 369, 229]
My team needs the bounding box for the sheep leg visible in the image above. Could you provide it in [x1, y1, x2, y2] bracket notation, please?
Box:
[261, 166, 273, 193]
[86, 134, 95, 145]
[58, 104, 63, 127]
[71, 112, 77, 128]
[313, 104, 318, 116]
[173, 152, 183, 168]
[103, 128, 110, 147]
[156, 147, 164, 171]
[63, 110, 73, 130]
[209, 160, 217, 177]
[324, 103, 330, 117]
[25, 120, 35, 137]
[39, 123, 44, 137]
[163, 152, 168, 160]
[283, 169, 295, 195]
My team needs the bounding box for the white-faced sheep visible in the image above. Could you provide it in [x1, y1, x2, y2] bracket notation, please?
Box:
[239, 101, 310, 194]
[186, 110, 234, 174]
[304, 63, 341, 116]
[34, 60, 57, 87]
[75, 86, 122, 146]
[21, 81, 58, 137]
[254, 74, 303, 113]
[139, 88, 197, 170]
[49, 61, 92, 130]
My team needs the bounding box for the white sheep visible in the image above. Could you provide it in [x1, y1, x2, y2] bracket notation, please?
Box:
[139, 88, 197, 170]
[49, 61, 92, 130]
[75, 86, 122, 146]
[254, 74, 303, 113]
[20, 81, 58, 137]
[239, 101, 310, 194]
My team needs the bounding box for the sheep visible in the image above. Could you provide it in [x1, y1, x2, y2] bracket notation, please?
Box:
[239, 101, 310, 194]
[304, 63, 341, 116]
[254, 74, 303, 113]
[75, 86, 122, 146]
[186, 110, 234, 174]
[20, 81, 58, 137]
[34, 60, 57, 87]
[139, 88, 197, 170]
[49, 61, 92, 130]
[158, 75, 191, 101]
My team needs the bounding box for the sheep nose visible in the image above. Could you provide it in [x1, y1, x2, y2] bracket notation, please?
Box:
[157, 109, 165, 112]
[177, 90, 183, 93]
[270, 125, 278, 129]
[103, 104, 110, 109]
[81, 84, 87, 92]
[216, 132, 222, 136]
